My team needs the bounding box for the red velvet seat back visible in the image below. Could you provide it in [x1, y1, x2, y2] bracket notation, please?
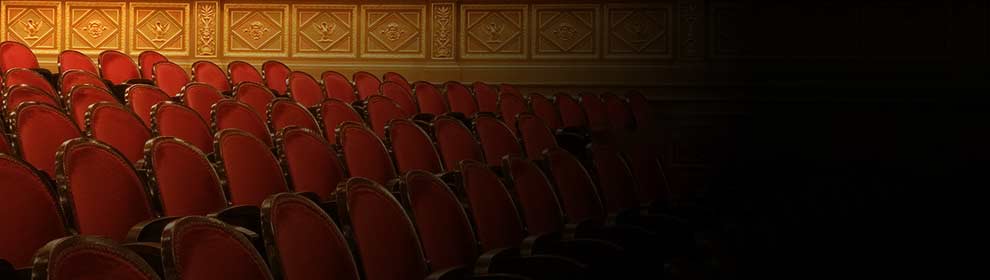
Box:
[472, 82, 499, 113]
[589, 146, 640, 213]
[10, 103, 81, 177]
[0, 41, 39, 72]
[498, 92, 529, 129]
[263, 60, 291, 95]
[179, 82, 226, 122]
[212, 99, 273, 147]
[433, 116, 484, 170]
[152, 61, 189, 98]
[387, 119, 443, 173]
[192, 61, 232, 92]
[0, 121, 10, 155]
[287, 71, 325, 107]
[233, 82, 277, 117]
[216, 129, 288, 206]
[163, 217, 274, 280]
[0, 155, 68, 268]
[321, 71, 357, 103]
[445, 82, 478, 116]
[603, 93, 635, 136]
[366, 95, 410, 138]
[33, 236, 160, 280]
[516, 113, 558, 159]
[268, 99, 321, 136]
[4, 67, 55, 96]
[261, 193, 361, 280]
[143, 137, 228, 216]
[228, 61, 263, 85]
[625, 146, 670, 205]
[58, 50, 98, 75]
[504, 157, 566, 235]
[150, 102, 214, 154]
[625, 91, 652, 132]
[125, 84, 171, 127]
[59, 69, 107, 97]
[542, 147, 605, 224]
[318, 99, 363, 141]
[499, 84, 522, 99]
[352, 71, 381, 100]
[55, 139, 156, 241]
[381, 81, 417, 114]
[413, 81, 447, 115]
[86, 103, 152, 164]
[530, 94, 564, 131]
[138, 51, 168, 80]
[554, 93, 587, 128]
[338, 123, 397, 185]
[2, 85, 58, 116]
[340, 178, 428, 280]
[460, 160, 527, 251]
[383, 72, 410, 87]
[99, 50, 140, 84]
[277, 127, 347, 201]
[401, 171, 478, 271]
[474, 116, 522, 166]
[580, 93, 609, 129]
[66, 85, 118, 128]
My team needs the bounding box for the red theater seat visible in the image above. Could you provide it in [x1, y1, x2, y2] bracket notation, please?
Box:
[579, 93, 608, 130]
[381, 81, 418, 115]
[286, 71, 325, 107]
[555, 93, 587, 129]
[498, 91, 529, 129]
[99, 50, 141, 85]
[142, 137, 228, 216]
[268, 98, 321, 136]
[398, 171, 478, 272]
[588, 145, 640, 214]
[66, 85, 118, 128]
[365, 95, 409, 138]
[137, 51, 168, 80]
[433, 115, 484, 170]
[192, 60, 232, 92]
[233, 82, 277, 117]
[413, 81, 447, 115]
[602, 93, 634, 133]
[473, 81, 499, 113]
[458, 160, 528, 251]
[516, 113, 558, 159]
[162, 216, 274, 280]
[9, 103, 81, 177]
[178, 82, 227, 122]
[386, 118, 444, 173]
[321, 71, 357, 103]
[337, 123, 397, 186]
[4, 67, 56, 97]
[383, 71, 410, 88]
[276, 127, 347, 200]
[0, 120, 10, 155]
[58, 50, 99, 75]
[352, 71, 381, 100]
[0, 41, 39, 72]
[0, 155, 69, 268]
[500, 84, 522, 99]
[59, 69, 108, 97]
[212, 99, 273, 147]
[85, 102, 153, 164]
[215, 129, 288, 206]
[261, 193, 361, 280]
[317, 99, 364, 141]
[529, 94, 564, 132]
[32, 236, 160, 280]
[502, 156, 566, 235]
[228, 61, 263, 86]
[2, 85, 59, 116]
[474, 115, 523, 166]
[152, 61, 189, 98]
[262, 60, 291, 95]
[542, 148, 606, 224]
[125, 84, 171, 127]
[445, 81, 478, 116]
[150, 102, 214, 154]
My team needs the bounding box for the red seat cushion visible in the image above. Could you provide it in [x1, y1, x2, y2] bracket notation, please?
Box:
[228, 61, 263, 85]
[381, 81, 417, 114]
[516, 113, 558, 159]
[138, 51, 168, 80]
[152, 61, 189, 97]
[366, 95, 409, 138]
[433, 116, 484, 170]
[35, 236, 160, 280]
[318, 99, 364, 141]
[163, 217, 274, 280]
[352, 71, 381, 100]
[99, 50, 140, 84]
[87, 103, 153, 164]
[278, 128, 347, 200]
[343, 179, 428, 280]
[403, 171, 478, 271]
[4, 68, 56, 96]
[474, 116, 522, 166]
[3, 85, 59, 116]
[529, 94, 564, 131]
[543, 148, 606, 224]
[233, 82, 277, 118]
[213, 100, 273, 147]
[589, 146, 640, 213]
[321, 71, 357, 103]
[498, 93, 529, 129]
[58, 50, 99, 75]
[216, 130, 288, 206]
[505, 157, 566, 235]
[0, 41, 39, 71]
[263, 61, 291, 95]
[445, 82, 478, 116]
[339, 124, 397, 185]
[192, 61, 231, 92]
[387, 119, 443, 173]
[66, 85, 119, 128]
[383, 72, 410, 87]
[473, 82, 499, 113]
[0, 155, 69, 268]
[179, 82, 226, 123]
[580, 93, 609, 129]
[126, 85, 171, 127]
[151, 102, 214, 154]
[262, 193, 361, 280]
[413, 82, 447, 115]
[460, 161, 527, 251]
[145, 137, 227, 216]
[12, 104, 82, 177]
[555, 93, 587, 128]
[269, 99, 321, 135]
[59, 70, 108, 97]
[287, 72, 326, 107]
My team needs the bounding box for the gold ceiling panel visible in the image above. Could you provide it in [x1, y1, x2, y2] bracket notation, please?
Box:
[224, 3, 289, 57]
[129, 2, 189, 56]
[360, 5, 425, 59]
[532, 4, 599, 59]
[1, 1, 62, 54]
[461, 4, 527, 59]
[605, 3, 672, 59]
[65, 2, 126, 54]
[292, 4, 357, 58]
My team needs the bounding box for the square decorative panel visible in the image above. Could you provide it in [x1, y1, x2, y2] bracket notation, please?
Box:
[360, 5, 426, 59]
[461, 4, 528, 59]
[129, 2, 190, 56]
[224, 4, 290, 57]
[532, 5, 599, 59]
[66, 2, 127, 55]
[292, 4, 357, 58]
[605, 3, 672, 59]
[1, 1, 62, 54]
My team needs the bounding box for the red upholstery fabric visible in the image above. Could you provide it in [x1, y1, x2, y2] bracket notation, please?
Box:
[413, 81, 447, 115]
[498, 92, 529, 129]
[529, 94, 564, 131]
[125, 85, 171, 127]
[499, 84, 522, 99]
[58, 50, 99, 75]
[0, 41, 39, 72]
[381, 81, 417, 114]
[352, 71, 381, 100]
[262, 193, 360, 280]
[287, 71, 325, 107]
[59, 70, 108, 97]
[625, 91, 652, 132]
[4, 68, 55, 96]
[516, 113, 558, 159]
[580, 93, 609, 129]
[432, 116, 484, 170]
[504, 157, 566, 235]
[474, 116, 522, 166]
[57, 139, 156, 241]
[625, 144, 670, 205]
[0, 155, 68, 268]
[0, 122, 10, 155]
[263, 61, 291, 95]
[228, 61, 263, 85]
[192, 61, 231, 92]
[343, 179, 428, 280]
[87, 103, 152, 164]
[35, 236, 161, 280]
[150, 102, 214, 154]
[318, 99, 364, 141]
[179, 82, 226, 123]
[445, 82, 478, 116]
[213, 100, 273, 147]
[163, 217, 274, 280]
[3, 85, 58, 115]
[152, 61, 189, 97]
[603, 94, 634, 132]
[542, 148, 606, 224]
[233, 82, 276, 117]
[555, 93, 587, 128]
[216, 130, 288, 206]
[11, 104, 80, 177]
[472, 82, 499, 113]
[145, 137, 227, 216]
[460, 161, 527, 251]
[383, 72, 410, 87]
[339, 124, 397, 185]
[387, 119, 443, 173]
[321, 71, 357, 103]
[589, 146, 640, 213]
[366, 95, 410, 138]
[278, 128, 346, 200]
[138, 51, 168, 80]
[99, 50, 140, 84]
[402, 171, 478, 271]
[269, 99, 321, 136]
[67, 85, 118, 128]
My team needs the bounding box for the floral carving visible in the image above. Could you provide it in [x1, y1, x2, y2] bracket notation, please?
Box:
[22, 19, 41, 39]
[485, 22, 504, 43]
[243, 21, 270, 41]
[432, 4, 453, 58]
[151, 21, 170, 42]
[198, 3, 216, 55]
[553, 22, 577, 41]
[380, 22, 404, 41]
[315, 21, 336, 42]
[82, 20, 107, 38]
